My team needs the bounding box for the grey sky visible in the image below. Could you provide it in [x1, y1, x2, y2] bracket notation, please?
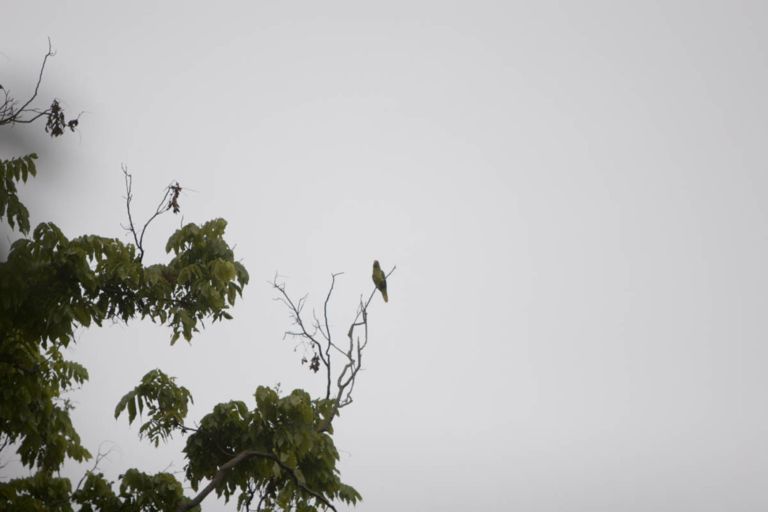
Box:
[3, 1, 768, 510]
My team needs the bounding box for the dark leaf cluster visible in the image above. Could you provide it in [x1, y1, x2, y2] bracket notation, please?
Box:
[183, 387, 360, 512]
[114, 369, 193, 447]
[0, 153, 37, 233]
[0, 153, 257, 509]
[43, 99, 79, 137]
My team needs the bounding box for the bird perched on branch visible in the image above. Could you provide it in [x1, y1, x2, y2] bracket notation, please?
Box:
[372, 260, 388, 302]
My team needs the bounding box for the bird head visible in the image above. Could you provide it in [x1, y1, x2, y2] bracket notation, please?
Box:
[373, 260, 381, 269]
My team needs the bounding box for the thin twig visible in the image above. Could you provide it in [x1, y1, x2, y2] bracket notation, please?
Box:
[322, 273, 342, 399]
[275, 266, 395, 434]
[0, 39, 53, 125]
[121, 165, 179, 262]
[74, 442, 114, 493]
[123, 166, 141, 252]
[271, 279, 329, 369]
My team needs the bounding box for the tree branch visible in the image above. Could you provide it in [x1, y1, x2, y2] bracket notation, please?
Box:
[122, 166, 141, 254]
[74, 442, 114, 493]
[321, 273, 342, 400]
[0, 39, 53, 126]
[177, 449, 336, 512]
[273, 266, 396, 435]
[121, 165, 181, 262]
[271, 278, 329, 371]
[0, 39, 82, 136]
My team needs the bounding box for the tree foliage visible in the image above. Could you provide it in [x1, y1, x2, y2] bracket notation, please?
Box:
[0, 45, 387, 512]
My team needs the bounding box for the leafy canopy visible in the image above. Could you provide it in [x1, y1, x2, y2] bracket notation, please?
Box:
[0, 151, 359, 511]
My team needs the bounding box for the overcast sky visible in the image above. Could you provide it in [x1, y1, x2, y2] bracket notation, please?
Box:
[3, 2, 768, 511]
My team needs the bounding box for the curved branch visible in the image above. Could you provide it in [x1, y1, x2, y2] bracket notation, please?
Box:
[14, 39, 53, 119]
[177, 449, 336, 512]
[0, 39, 54, 126]
[122, 166, 141, 253]
[121, 166, 179, 262]
[74, 442, 114, 493]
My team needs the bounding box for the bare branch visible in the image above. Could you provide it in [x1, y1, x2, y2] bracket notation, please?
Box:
[138, 186, 173, 252]
[123, 166, 141, 252]
[121, 166, 181, 262]
[263, 264, 395, 512]
[0, 434, 11, 471]
[321, 273, 343, 399]
[1, 39, 82, 137]
[270, 278, 329, 370]
[15, 38, 53, 119]
[74, 442, 115, 493]
[274, 266, 396, 435]
[0, 39, 53, 126]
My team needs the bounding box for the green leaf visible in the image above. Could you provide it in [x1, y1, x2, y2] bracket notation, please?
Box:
[72, 305, 91, 327]
[212, 260, 236, 283]
[128, 397, 137, 423]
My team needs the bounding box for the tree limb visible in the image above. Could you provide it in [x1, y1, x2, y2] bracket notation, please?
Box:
[121, 165, 181, 262]
[274, 266, 396, 435]
[74, 442, 114, 493]
[177, 449, 336, 512]
[0, 39, 82, 136]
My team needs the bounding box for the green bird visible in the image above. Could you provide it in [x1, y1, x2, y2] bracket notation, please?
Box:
[372, 260, 388, 302]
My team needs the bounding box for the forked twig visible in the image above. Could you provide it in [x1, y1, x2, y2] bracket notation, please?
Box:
[121, 165, 182, 261]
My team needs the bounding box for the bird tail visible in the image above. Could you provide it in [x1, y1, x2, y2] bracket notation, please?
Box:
[382, 290, 388, 302]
